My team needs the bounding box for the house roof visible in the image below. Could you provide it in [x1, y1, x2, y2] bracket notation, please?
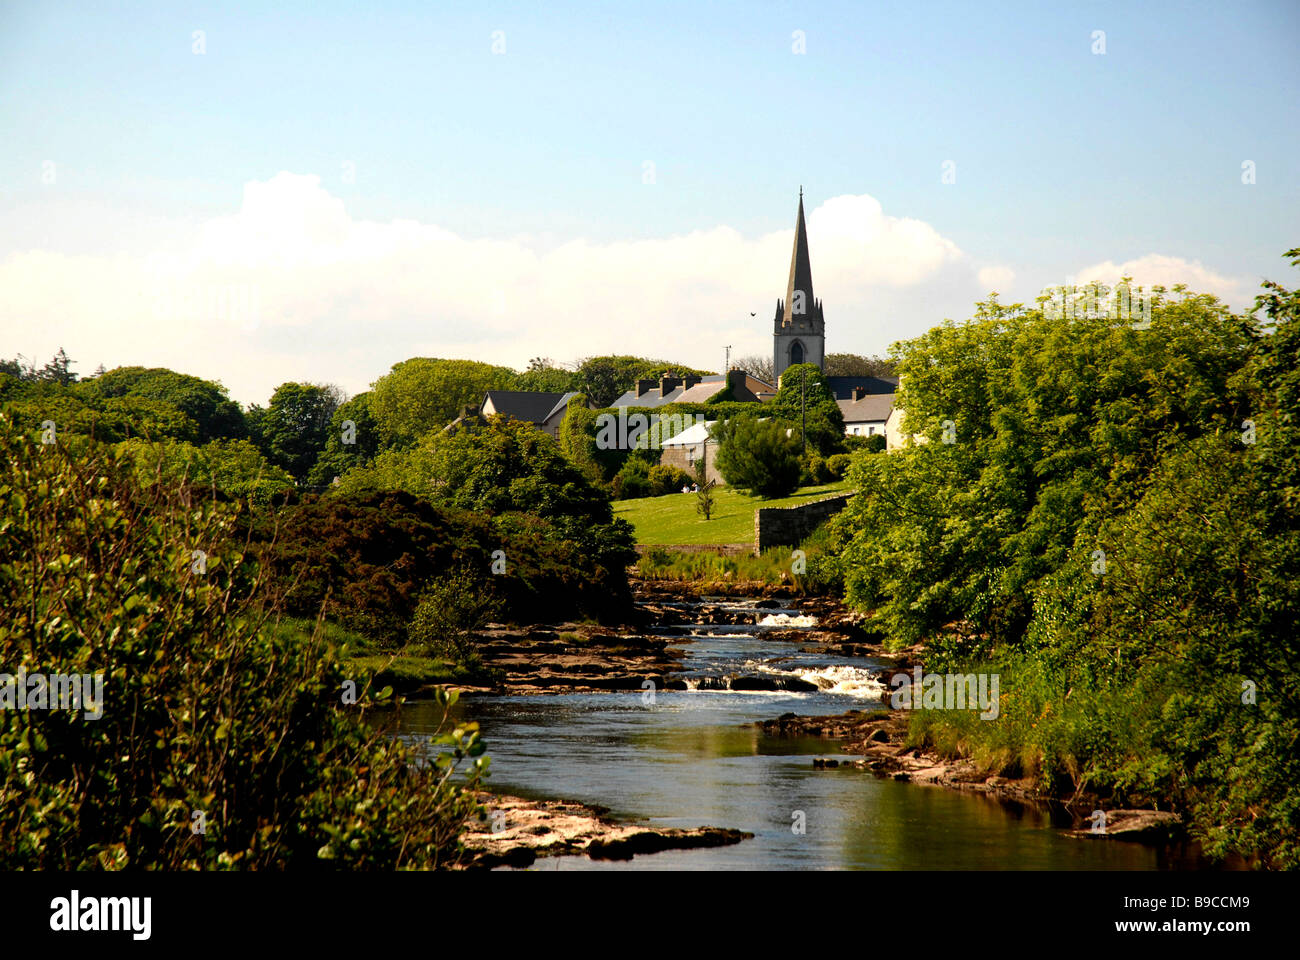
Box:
[661, 420, 718, 446]
[610, 375, 726, 409]
[482, 390, 577, 424]
[825, 375, 899, 400]
[837, 392, 895, 424]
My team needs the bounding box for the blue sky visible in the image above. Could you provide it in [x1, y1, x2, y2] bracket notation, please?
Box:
[2, 0, 1297, 403]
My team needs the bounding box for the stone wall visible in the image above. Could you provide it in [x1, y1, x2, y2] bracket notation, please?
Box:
[754, 492, 855, 553]
[634, 543, 751, 556]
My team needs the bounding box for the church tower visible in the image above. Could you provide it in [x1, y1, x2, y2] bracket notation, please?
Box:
[772, 188, 825, 382]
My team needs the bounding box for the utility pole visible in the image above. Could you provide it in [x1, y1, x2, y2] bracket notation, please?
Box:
[724, 345, 731, 374]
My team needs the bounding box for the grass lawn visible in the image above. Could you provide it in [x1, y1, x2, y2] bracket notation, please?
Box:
[614, 480, 853, 545]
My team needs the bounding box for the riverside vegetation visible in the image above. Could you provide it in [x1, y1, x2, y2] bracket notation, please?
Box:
[2, 256, 1297, 868]
[816, 255, 1300, 869]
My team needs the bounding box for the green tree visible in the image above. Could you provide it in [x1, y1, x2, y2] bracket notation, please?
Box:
[695, 457, 716, 519]
[824, 352, 897, 378]
[260, 381, 344, 480]
[768, 362, 845, 456]
[117, 437, 295, 506]
[369, 357, 515, 447]
[715, 417, 802, 497]
[575, 355, 712, 408]
[76, 366, 247, 442]
[307, 391, 382, 486]
[511, 358, 581, 393]
[336, 415, 636, 575]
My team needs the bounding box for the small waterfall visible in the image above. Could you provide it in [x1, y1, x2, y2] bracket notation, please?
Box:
[756, 664, 886, 699]
[757, 613, 819, 628]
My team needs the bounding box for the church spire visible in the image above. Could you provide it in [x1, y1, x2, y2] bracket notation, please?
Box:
[782, 189, 815, 326]
[772, 189, 825, 381]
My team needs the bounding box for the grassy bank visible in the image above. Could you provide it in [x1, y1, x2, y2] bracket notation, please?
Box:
[614, 480, 851, 545]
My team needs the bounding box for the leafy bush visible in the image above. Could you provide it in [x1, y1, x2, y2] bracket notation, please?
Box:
[251, 490, 632, 648]
[0, 422, 486, 869]
[715, 417, 801, 498]
[825, 453, 853, 479]
[335, 415, 636, 578]
[612, 457, 652, 499]
[828, 261, 1300, 868]
[647, 463, 692, 496]
[408, 569, 502, 662]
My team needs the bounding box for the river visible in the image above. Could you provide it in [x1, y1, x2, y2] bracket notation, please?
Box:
[396, 595, 1210, 870]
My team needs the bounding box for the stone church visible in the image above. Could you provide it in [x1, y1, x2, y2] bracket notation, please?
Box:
[771, 191, 897, 440]
[772, 187, 826, 381]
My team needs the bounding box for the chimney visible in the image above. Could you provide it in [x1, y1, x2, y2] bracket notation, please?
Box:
[727, 369, 748, 394]
[852, 386, 865, 401]
[635, 378, 657, 398]
[682, 375, 702, 390]
[659, 376, 682, 395]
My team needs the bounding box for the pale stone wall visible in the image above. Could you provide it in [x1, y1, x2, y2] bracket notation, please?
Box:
[659, 440, 725, 486]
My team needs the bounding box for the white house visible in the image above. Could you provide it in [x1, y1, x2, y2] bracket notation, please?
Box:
[837, 389, 894, 438]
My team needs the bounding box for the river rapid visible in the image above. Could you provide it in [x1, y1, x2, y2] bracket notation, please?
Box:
[396, 595, 1210, 870]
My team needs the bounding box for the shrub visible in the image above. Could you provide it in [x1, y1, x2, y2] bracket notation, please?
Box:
[612, 457, 652, 499]
[715, 417, 801, 498]
[647, 463, 692, 496]
[826, 453, 852, 479]
[407, 569, 502, 662]
[0, 422, 486, 870]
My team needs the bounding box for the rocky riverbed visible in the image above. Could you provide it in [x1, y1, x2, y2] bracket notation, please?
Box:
[416, 579, 918, 697]
[757, 708, 1186, 844]
[459, 793, 752, 869]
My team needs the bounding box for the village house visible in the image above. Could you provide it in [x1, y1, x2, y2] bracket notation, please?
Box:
[479, 390, 580, 437]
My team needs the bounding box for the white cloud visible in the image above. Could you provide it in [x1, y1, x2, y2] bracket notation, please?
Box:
[977, 266, 1015, 292]
[1072, 254, 1247, 305]
[0, 173, 975, 405]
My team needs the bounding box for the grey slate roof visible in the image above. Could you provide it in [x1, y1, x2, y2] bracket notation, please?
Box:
[837, 392, 895, 423]
[481, 390, 576, 424]
[610, 375, 727, 409]
[825, 376, 899, 400]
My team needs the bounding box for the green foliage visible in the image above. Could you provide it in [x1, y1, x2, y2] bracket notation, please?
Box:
[559, 395, 624, 485]
[694, 457, 715, 520]
[715, 417, 802, 498]
[408, 569, 502, 662]
[116, 437, 296, 506]
[307, 391, 382, 486]
[75, 366, 247, 442]
[830, 263, 1300, 868]
[254, 488, 632, 648]
[511, 358, 581, 393]
[647, 463, 691, 497]
[575, 355, 712, 408]
[336, 415, 636, 579]
[825, 453, 853, 479]
[0, 348, 78, 385]
[1, 391, 201, 444]
[0, 422, 485, 869]
[768, 362, 845, 456]
[824, 353, 897, 378]
[611, 457, 652, 499]
[259, 381, 342, 480]
[368, 357, 515, 447]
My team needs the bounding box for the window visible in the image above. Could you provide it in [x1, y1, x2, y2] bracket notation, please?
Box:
[790, 341, 803, 365]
